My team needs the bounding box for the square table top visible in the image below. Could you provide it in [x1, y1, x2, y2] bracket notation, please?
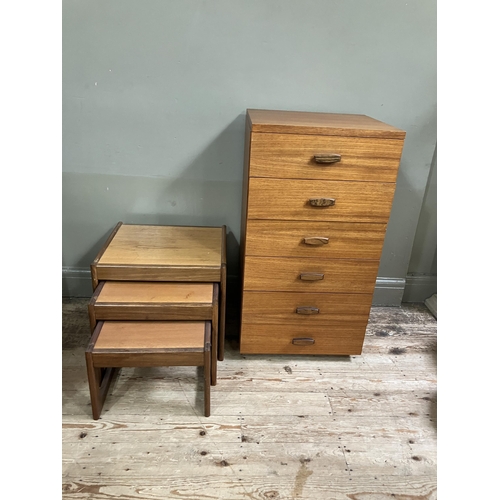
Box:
[92, 223, 226, 283]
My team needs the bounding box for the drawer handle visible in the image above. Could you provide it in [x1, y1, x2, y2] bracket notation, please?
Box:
[296, 306, 320, 315]
[304, 237, 329, 246]
[309, 198, 335, 207]
[300, 273, 324, 281]
[313, 154, 341, 164]
[292, 338, 315, 346]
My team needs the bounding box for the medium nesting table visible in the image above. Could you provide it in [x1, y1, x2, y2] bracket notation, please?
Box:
[85, 222, 227, 419]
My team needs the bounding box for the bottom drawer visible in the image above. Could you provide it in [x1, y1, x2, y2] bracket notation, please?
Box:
[239, 323, 366, 355]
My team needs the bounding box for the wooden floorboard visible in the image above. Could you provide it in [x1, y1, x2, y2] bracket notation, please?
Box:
[62, 298, 437, 500]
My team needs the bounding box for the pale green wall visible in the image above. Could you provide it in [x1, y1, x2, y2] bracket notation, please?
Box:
[62, 0, 437, 303]
[403, 146, 437, 301]
[408, 147, 437, 276]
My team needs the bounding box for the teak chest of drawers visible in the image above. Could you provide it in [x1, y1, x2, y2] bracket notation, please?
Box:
[239, 109, 406, 355]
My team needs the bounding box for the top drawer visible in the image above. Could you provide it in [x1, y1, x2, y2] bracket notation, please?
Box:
[249, 133, 404, 182]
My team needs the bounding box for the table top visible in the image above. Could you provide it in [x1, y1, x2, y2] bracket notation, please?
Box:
[95, 281, 214, 304]
[94, 321, 206, 351]
[92, 223, 226, 283]
[96, 224, 225, 269]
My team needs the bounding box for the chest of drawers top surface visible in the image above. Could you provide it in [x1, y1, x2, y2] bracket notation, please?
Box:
[247, 109, 406, 139]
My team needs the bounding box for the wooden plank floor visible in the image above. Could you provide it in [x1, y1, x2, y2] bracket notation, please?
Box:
[62, 298, 437, 500]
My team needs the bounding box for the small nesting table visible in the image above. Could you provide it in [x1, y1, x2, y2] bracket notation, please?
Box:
[85, 222, 227, 418]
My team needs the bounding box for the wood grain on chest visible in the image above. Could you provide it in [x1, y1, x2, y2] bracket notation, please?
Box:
[239, 323, 366, 355]
[241, 291, 372, 325]
[245, 220, 387, 259]
[247, 109, 406, 139]
[243, 256, 379, 293]
[247, 178, 396, 223]
[249, 133, 404, 182]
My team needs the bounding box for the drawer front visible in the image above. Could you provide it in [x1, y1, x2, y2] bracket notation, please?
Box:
[240, 323, 365, 355]
[241, 291, 372, 325]
[243, 256, 379, 293]
[245, 220, 387, 260]
[250, 133, 403, 182]
[247, 178, 396, 223]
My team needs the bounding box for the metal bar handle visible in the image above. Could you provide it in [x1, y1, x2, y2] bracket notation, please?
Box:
[299, 273, 324, 281]
[313, 154, 341, 164]
[296, 307, 320, 315]
[292, 338, 315, 346]
[303, 237, 329, 246]
[309, 198, 335, 207]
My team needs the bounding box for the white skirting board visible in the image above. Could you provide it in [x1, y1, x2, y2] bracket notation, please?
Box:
[425, 294, 437, 318]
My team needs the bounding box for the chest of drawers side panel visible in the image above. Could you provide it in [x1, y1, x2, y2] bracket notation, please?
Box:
[239, 114, 253, 315]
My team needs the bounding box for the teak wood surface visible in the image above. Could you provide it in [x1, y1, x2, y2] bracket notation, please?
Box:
[95, 281, 214, 304]
[92, 352, 205, 369]
[239, 323, 366, 355]
[88, 282, 220, 385]
[246, 178, 396, 223]
[90, 223, 227, 362]
[241, 291, 373, 325]
[88, 282, 215, 324]
[242, 256, 380, 293]
[91, 303, 213, 322]
[64, 298, 437, 499]
[218, 228, 227, 362]
[247, 109, 406, 139]
[239, 110, 405, 356]
[244, 220, 387, 260]
[95, 265, 221, 283]
[93, 225, 224, 284]
[94, 321, 206, 351]
[85, 320, 212, 418]
[98, 225, 223, 268]
[90, 222, 123, 289]
[249, 133, 404, 182]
